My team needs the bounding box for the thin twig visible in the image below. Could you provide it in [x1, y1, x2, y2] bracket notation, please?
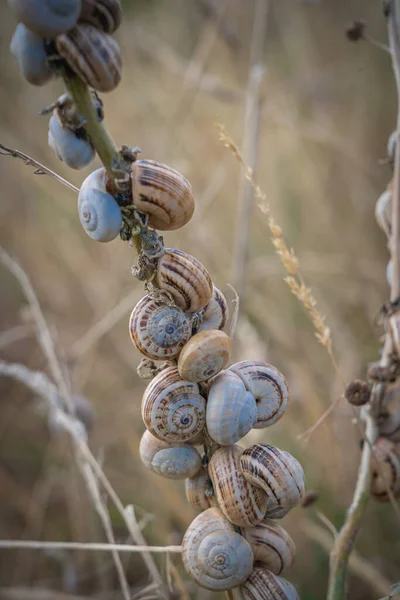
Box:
[390, 0, 400, 302]
[0, 540, 181, 553]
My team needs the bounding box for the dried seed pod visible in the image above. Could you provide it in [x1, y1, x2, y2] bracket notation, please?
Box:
[79, 0, 121, 32]
[371, 438, 400, 500]
[129, 294, 191, 360]
[9, 0, 81, 37]
[209, 445, 268, 527]
[78, 179, 121, 242]
[141, 366, 206, 443]
[239, 567, 300, 600]
[56, 24, 122, 92]
[182, 507, 254, 591]
[49, 114, 95, 169]
[241, 519, 296, 575]
[344, 379, 371, 406]
[131, 160, 195, 231]
[139, 429, 201, 480]
[375, 190, 392, 237]
[198, 285, 229, 332]
[185, 467, 211, 511]
[389, 313, 400, 359]
[229, 361, 288, 428]
[156, 248, 213, 312]
[240, 444, 305, 510]
[177, 329, 231, 383]
[206, 370, 257, 446]
[10, 24, 53, 86]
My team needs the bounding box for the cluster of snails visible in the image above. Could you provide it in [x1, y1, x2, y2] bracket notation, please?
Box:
[10, 0, 122, 170]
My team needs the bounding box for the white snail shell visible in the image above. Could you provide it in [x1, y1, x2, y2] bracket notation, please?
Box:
[375, 189, 392, 238]
[198, 285, 229, 332]
[129, 294, 191, 360]
[79, 0, 122, 33]
[141, 366, 206, 443]
[11, 24, 53, 86]
[371, 438, 400, 500]
[206, 370, 257, 446]
[156, 248, 213, 312]
[209, 445, 268, 527]
[241, 519, 296, 575]
[387, 259, 394, 287]
[56, 24, 122, 92]
[185, 467, 211, 511]
[131, 160, 195, 231]
[9, 0, 81, 37]
[177, 329, 231, 383]
[240, 444, 305, 510]
[78, 185, 122, 242]
[229, 361, 288, 428]
[181, 507, 254, 591]
[139, 430, 201, 480]
[49, 114, 95, 170]
[239, 567, 300, 600]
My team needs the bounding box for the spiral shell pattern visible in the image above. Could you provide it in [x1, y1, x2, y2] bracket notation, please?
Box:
[185, 467, 211, 511]
[79, 0, 122, 33]
[78, 187, 122, 242]
[139, 430, 201, 480]
[177, 329, 231, 383]
[239, 567, 300, 600]
[9, 0, 81, 37]
[242, 519, 296, 575]
[371, 438, 400, 500]
[198, 285, 229, 332]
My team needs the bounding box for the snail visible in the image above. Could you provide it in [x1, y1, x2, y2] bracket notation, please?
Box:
[156, 248, 213, 312]
[177, 329, 231, 383]
[129, 294, 191, 360]
[78, 181, 122, 242]
[238, 567, 300, 600]
[206, 370, 257, 446]
[181, 507, 254, 591]
[56, 23, 122, 92]
[48, 114, 95, 169]
[197, 284, 229, 332]
[240, 444, 305, 510]
[229, 361, 288, 428]
[265, 504, 291, 520]
[379, 400, 400, 442]
[10, 24, 53, 86]
[185, 467, 211, 511]
[8, 0, 81, 38]
[141, 366, 206, 443]
[139, 429, 201, 480]
[371, 437, 400, 500]
[208, 445, 268, 527]
[79, 0, 121, 33]
[389, 313, 400, 359]
[241, 519, 295, 575]
[375, 189, 392, 238]
[131, 160, 195, 231]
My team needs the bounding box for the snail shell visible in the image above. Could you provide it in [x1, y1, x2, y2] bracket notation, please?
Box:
[156, 248, 213, 312]
[375, 189, 392, 237]
[78, 185, 121, 242]
[265, 504, 291, 520]
[177, 329, 231, 383]
[56, 24, 122, 92]
[49, 114, 95, 170]
[185, 467, 211, 511]
[131, 160, 195, 231]
[141, 366, 206, 443]
[139, 429, 201, 480]
[379, 409, 400, 442]
[240, 444, 305, 510]
[181, 507, 254, 591]
[11, 24, 53, 86]
[239, 567, 300, 600]
[209, 445, 268, 527]
[79, 0, 122, 33]
[389, 313, 400, 359]
[198, 284, 229, 332]
[229, 361, 288, 428]
[371, 438, 400, 500]
[206, 370, 257, 446]
[9, 0, 81, 37]
[129, 294, 191, 360]
[241, 519, 295, 575]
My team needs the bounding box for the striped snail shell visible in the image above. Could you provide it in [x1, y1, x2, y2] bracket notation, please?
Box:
[198, 285, 229, 332]
[182, 507, 254, 591]
[8, 0, 81, 37]
[206, 370, 257, 446]
[49, 114, 95, 170]
[141, 366, 206, 443]
[371, 438, 400, 500]
[177, 329, 231, 383]
[375, 189, 392, 238]
[240, 444, 305, 510]
[11, 24, 53, 86]
[56, 24, 122, 92]
[156, 248, 213, 312]
[131, 160, 195, 231]
[239, 567, 300, 600]
[265, 504, 291, 520]
[241, 519, 296, 575]
[79, 0, 122, 33]
[185, 467, 211, 511]
[209, 445, 268, 527]
[229, 361, 288, 428]
[139, 429, 201, 480]
[129, 294, 191, 360]
[78, 184, 121, 242]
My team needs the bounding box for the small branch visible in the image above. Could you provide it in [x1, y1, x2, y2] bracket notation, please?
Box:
[0, 540, 181, 554]
[389, 0, 400, 301]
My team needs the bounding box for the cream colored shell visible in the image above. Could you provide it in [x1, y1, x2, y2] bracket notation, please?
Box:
[178, 329, 231, 382]
[239, 567, 300, 600]
[139, 430, 201, 480]
[198, 285, 229, 332]
[185, 467, 211, 511]
[241, 519, 296, 575]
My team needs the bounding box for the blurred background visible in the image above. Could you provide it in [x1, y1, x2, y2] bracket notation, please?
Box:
[0, 0, 399, 598]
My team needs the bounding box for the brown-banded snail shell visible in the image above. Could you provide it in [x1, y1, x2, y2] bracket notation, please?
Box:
[229, 361, 288, 428]
[241, 519, 296, 575]
[206, 370, 257, 446]
[141, 366, 206, 443]
[265, 504, 291, 520]
[79, 0, 122, 33]
[9, 0, 81, 38]
[139, 429, 201, 480]
[129, 294, 191, 360]
[375, 189, 392, 238]
[240, 444, 305, 510]
[181, 507, 254, 591]
[197, 285, 229, 332]
[177, 329, 231, 383]
[131, 160, 195, 231]
[156, 248, 213, 312]
[185, 467, 211, 511]
[371, 438, 400, 500]
[209, 445, 268, 527]
[239, 567, 300, 600]
[56, 24, 122, 92]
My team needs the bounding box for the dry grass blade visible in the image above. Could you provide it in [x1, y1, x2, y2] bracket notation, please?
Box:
[0, 540, 182, 553]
